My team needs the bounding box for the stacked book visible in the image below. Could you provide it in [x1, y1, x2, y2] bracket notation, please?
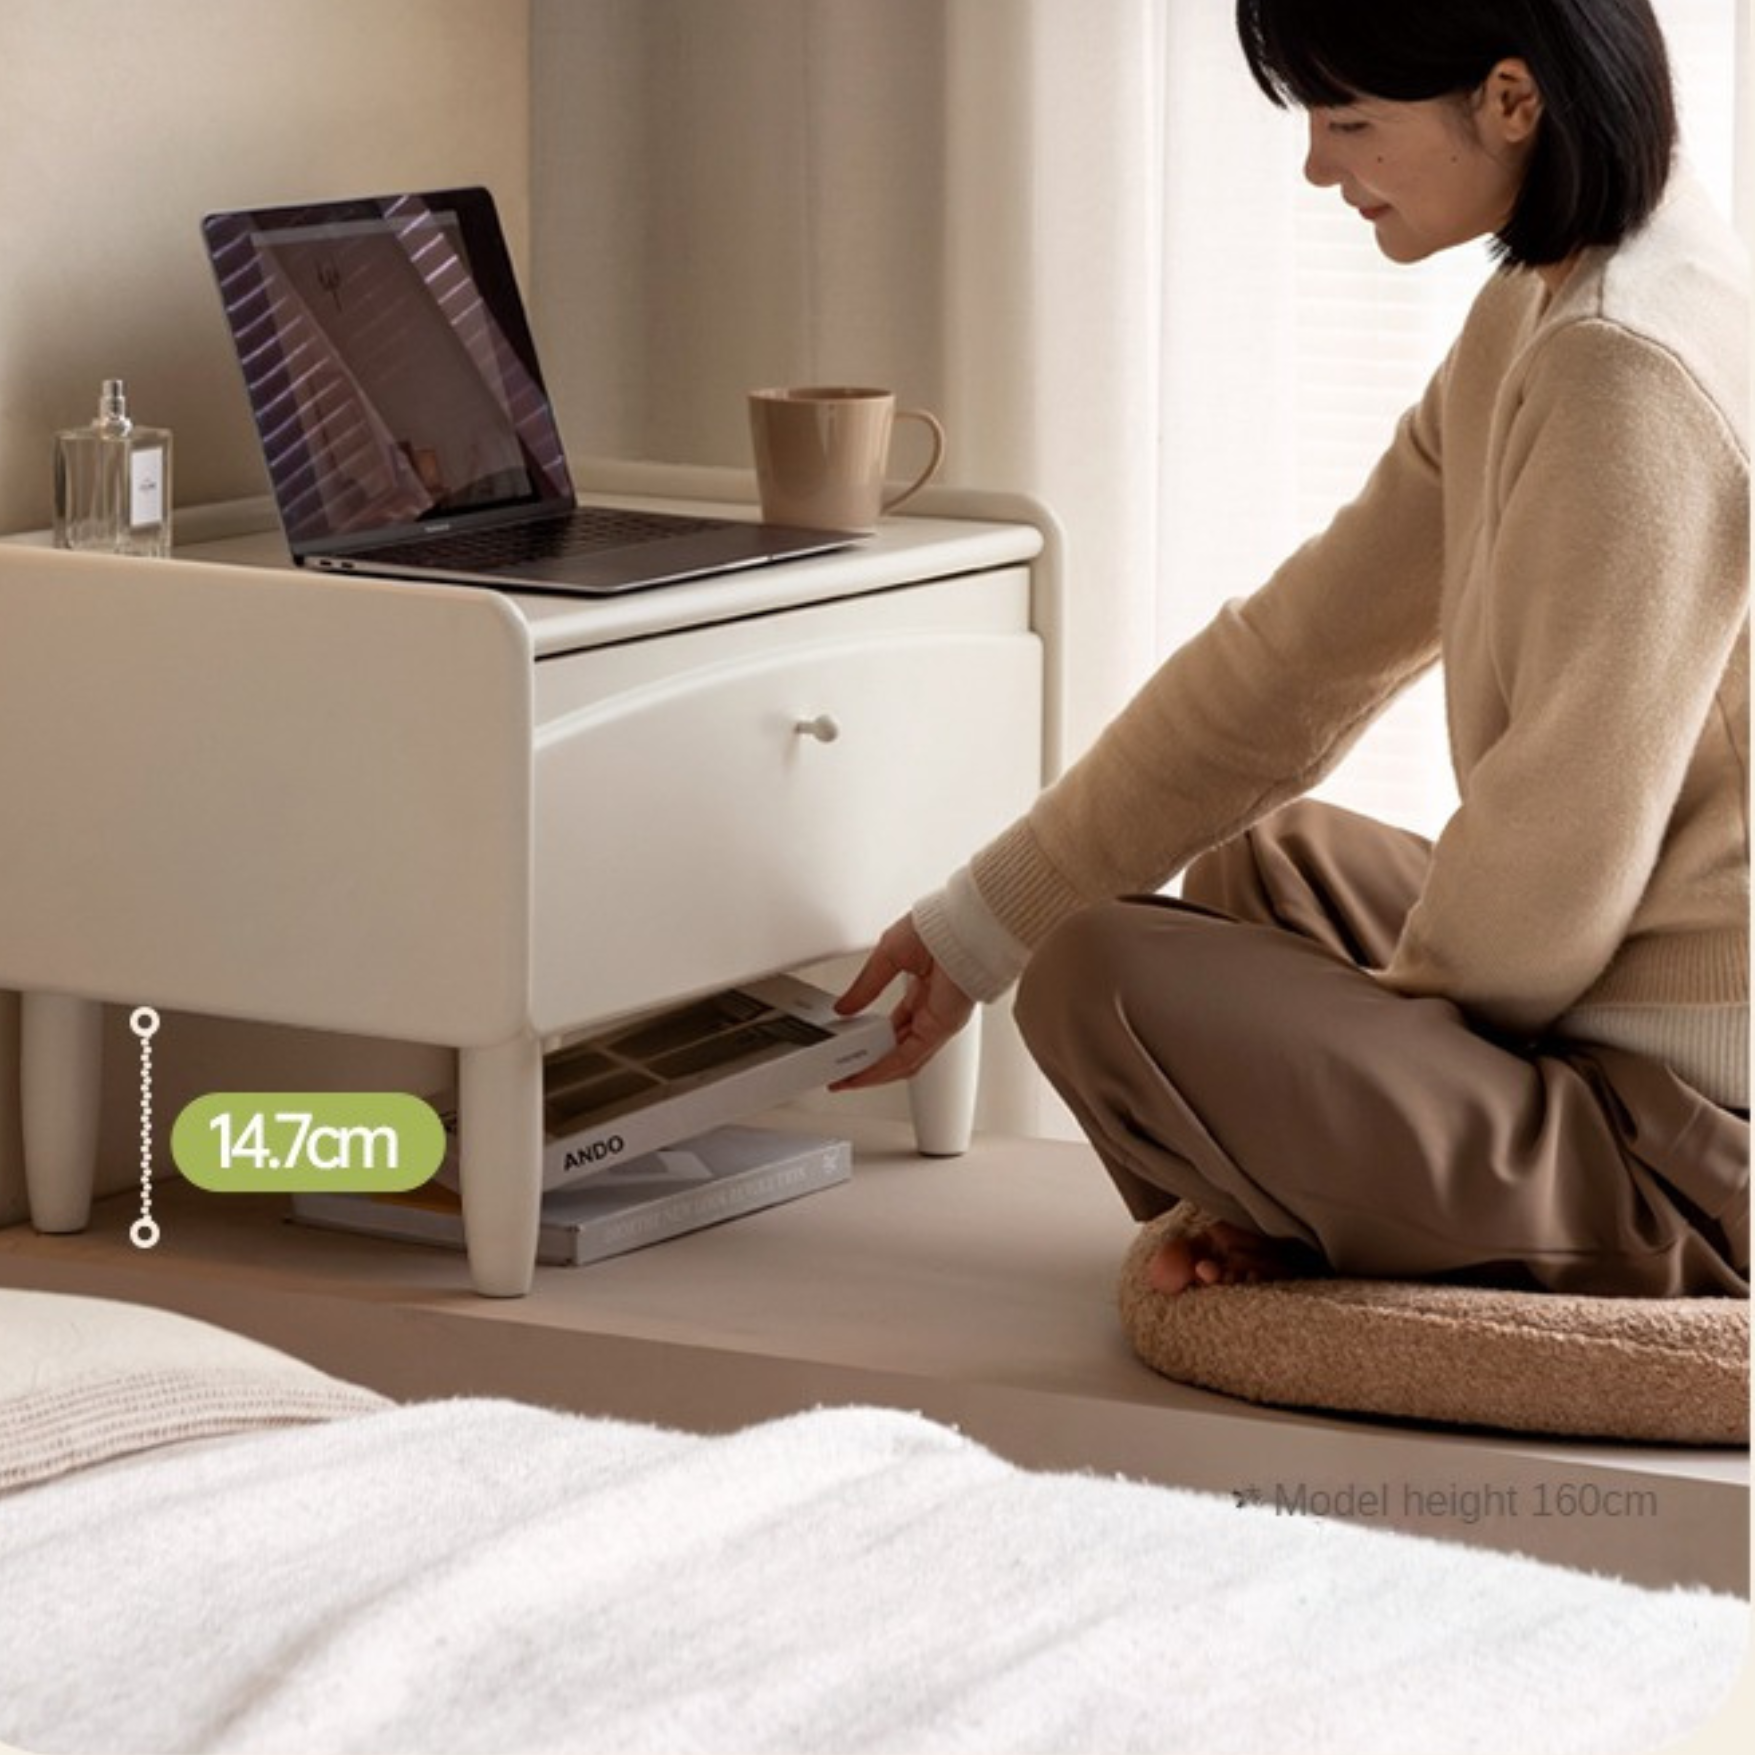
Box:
[290, 974, 890, 1267]
[291, 1125, 853, 1267]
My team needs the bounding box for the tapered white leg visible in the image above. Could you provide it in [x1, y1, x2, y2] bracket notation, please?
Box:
[20, 992, 103, 1233]
[458, 1031, 544, 1297]
[907, 1010, 981, 1157]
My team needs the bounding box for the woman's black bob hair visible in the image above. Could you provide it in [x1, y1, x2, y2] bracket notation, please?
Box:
[1236, 0, 1677, 267]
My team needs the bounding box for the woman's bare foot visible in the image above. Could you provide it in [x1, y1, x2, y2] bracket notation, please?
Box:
[1147, 1219, 1320, 1295]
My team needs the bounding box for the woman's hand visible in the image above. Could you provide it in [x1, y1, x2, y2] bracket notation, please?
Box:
[831, 914, 975, 1088]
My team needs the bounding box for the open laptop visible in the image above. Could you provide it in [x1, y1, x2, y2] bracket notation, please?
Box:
[201, 187, 858, 594]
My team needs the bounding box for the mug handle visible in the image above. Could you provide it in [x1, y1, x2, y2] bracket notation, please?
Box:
[881, 408, 947, 514]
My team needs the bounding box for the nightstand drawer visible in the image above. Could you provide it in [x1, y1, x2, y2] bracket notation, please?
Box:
[531, 627, 1040, 1030]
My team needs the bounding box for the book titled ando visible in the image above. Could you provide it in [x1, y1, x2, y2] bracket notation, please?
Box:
[291, 1125, 852, 1268]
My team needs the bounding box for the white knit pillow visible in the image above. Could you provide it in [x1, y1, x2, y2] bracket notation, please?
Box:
[1, 1290, 387, 1492]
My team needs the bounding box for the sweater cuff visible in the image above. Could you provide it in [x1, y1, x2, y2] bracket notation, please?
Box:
[912, 866, 1031, 1004]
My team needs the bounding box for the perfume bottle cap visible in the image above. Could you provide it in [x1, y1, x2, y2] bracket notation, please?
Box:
[96, 379, 132, 435]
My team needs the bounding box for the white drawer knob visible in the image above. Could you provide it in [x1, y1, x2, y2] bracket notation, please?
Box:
[794, 713, 841, 744]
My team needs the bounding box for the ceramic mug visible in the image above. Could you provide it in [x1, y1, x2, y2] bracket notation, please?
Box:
[748, 386, 945, 533]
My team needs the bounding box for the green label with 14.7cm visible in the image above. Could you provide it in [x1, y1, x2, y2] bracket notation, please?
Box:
[171, 1093, 446, 1193]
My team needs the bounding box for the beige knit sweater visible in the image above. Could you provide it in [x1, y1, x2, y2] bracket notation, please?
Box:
[919, 174, 1750, 1108]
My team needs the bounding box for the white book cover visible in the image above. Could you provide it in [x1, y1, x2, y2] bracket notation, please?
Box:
[291, 1125, 852, 1267]
[475, 974, 890, 1192]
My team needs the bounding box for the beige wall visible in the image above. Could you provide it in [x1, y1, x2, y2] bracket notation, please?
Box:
[0, 0, 531, 1220]
[0, 0, 531, 536]
[529, 0, 951, 472]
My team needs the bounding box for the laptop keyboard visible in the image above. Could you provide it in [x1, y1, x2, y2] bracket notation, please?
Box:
[368, 506, 733, 570]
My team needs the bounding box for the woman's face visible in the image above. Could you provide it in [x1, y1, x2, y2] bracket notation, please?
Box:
[1303, 67, 1540, 264]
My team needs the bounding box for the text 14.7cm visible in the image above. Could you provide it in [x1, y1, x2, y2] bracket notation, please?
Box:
[171, 1092, 446, 1193]
[211, 1110, 397, 1174]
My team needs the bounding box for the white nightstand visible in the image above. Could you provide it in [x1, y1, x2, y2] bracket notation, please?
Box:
[0, 471, 1058, 1295]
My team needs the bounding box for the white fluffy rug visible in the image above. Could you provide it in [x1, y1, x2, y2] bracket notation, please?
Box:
[0, 1396, 1745, 1754]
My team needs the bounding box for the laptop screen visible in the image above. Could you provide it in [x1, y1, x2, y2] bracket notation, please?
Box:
[203, 188, 574, 554]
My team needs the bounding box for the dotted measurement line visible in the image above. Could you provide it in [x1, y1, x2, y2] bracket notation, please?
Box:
[129, 1007, 160, 1249]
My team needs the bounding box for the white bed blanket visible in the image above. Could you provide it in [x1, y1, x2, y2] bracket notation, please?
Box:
[0, 1397, 1745, 1755]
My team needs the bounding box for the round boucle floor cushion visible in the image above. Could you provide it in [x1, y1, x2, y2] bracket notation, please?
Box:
[1119, 1207, 1750, 1445]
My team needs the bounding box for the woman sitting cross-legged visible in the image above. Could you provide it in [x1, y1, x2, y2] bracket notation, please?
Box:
[836, 0, 1749, 1302]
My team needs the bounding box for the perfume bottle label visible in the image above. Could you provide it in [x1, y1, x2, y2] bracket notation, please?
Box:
[130, 445, 166, 529]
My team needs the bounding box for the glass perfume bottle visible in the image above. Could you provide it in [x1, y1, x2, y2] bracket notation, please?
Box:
[53, 379, 173, 557]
